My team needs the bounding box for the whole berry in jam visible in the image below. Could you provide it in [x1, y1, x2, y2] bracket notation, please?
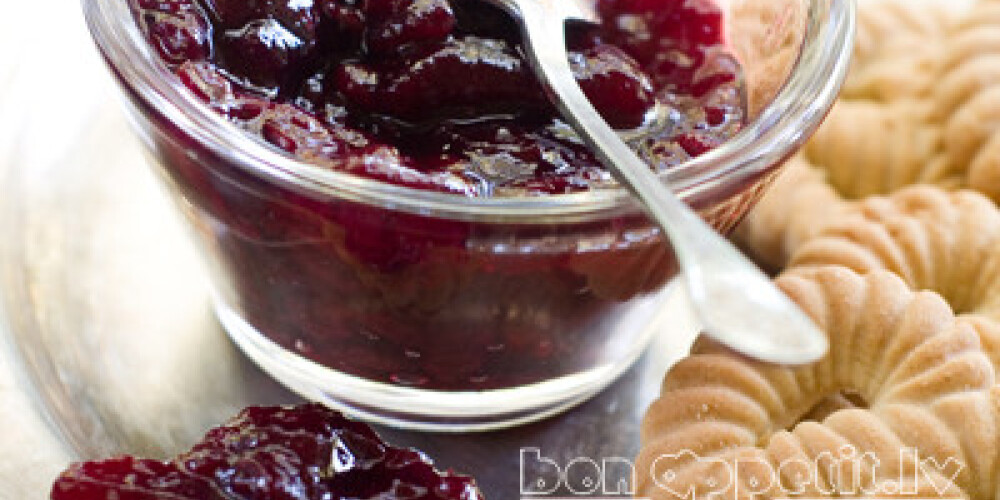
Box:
[362, 0, 457, 54]
[570, 44, 657, 130]
[134, 0, 212, 64]
[50, 404, 484, 500]
[333, 36, 548, 121]
[207, 0, 323, 90]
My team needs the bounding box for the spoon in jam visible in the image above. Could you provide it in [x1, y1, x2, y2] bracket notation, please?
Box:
[478, 0, 828, 364]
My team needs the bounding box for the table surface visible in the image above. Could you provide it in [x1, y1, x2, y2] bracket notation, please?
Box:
[0, 2, 702, 498]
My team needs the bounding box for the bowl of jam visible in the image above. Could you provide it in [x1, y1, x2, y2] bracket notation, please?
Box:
[83, 0, 854, 430]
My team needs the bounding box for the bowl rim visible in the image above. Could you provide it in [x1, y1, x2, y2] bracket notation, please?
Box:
[82, 0, 855, 223]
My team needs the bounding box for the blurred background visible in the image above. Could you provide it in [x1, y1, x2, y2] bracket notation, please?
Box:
[1, 0, 119, 496]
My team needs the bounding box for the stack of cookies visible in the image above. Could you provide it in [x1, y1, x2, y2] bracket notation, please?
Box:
[638, 1, 1000, 499]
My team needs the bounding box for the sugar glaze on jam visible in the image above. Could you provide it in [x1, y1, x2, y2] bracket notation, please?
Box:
[134, 0, 745, 197]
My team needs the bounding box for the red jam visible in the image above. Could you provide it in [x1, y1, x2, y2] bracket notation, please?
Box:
[51, 404, 483, 500]
[129, 0, 754, 391]
[135, 0, 743, 196]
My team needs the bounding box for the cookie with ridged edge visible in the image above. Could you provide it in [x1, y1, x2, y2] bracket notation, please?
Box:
[732, 157, 846, 272]
[636, 267, 998, 500]
[790, 186, 1000, 322]
[787, 186, 1000, 373]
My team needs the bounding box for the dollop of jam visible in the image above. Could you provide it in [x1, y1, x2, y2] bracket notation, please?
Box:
[133, 0, 744, 196]
[51, 404, 483, 500]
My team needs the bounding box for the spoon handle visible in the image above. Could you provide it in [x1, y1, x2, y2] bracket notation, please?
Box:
[512, 3, 828, 364]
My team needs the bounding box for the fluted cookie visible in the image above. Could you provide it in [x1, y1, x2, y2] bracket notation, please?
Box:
[804, 101, 951, 198]
[808, 0, 1000, 201]
[732, 157, 846, 272]
[848, 0, 957, 102]
[790, 186, 1000, 321]
[936, 1, 1000, 201]
[736, 1, 1000, 270]
[636, 267, 999, 500]
[787, 187, 1000, 370]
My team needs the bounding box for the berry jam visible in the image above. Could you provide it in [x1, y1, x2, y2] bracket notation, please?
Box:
[51, 404, 483, 500]
[134, 0, 743, 196]
[126, 0, 763, 392]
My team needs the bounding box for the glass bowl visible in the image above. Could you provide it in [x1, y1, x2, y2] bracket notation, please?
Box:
[82, 0, 854, 431]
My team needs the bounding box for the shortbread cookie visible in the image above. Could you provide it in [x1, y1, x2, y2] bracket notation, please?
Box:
[736, 0, 1000, 269]
[848, 0, 955, 102]
[969, 135, 1000, 201]
[811, 0, 1000, 202]
[732, 157, 846, 272]
[803, 101, 950, 197]
[936, 3, 1000, 200]
[652, 5, 1000, 500]
[790, 186, 1000, 322]
[727, 0, 956, 117]
[636, 267, 999, 500]
[786, 187, 1000, 371]
[853, 0, 955, 69]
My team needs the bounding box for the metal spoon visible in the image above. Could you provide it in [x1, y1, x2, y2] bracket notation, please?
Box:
[478, 0, 828, 364]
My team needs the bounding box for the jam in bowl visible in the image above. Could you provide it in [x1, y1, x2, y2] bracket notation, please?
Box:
[83, 0, 854, 430]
